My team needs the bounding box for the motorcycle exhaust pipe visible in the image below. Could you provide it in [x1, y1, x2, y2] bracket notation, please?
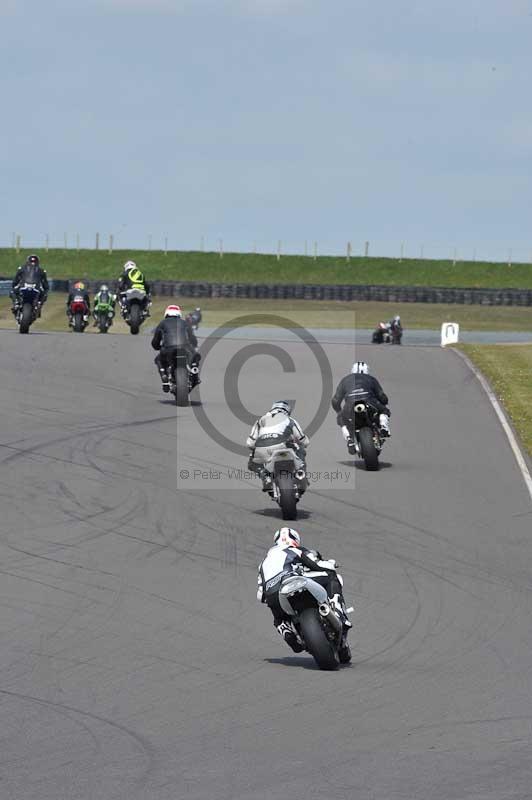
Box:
[295, 469, 306, 481]
[318, 603, 343, 634]
[189, 365, 200, 374]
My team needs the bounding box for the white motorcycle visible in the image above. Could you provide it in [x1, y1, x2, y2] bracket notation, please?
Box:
[119, 287, 151, 335]
[252, 438, 308, 520]
[278, 568, 352, 670]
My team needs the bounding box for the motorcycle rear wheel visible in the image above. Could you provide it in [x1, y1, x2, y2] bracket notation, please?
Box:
[299, 608, 339, 671]
[277, 472, 297, 520]
[358, 426, 379, 471]
[129, 304, 141, 334]
[73, 312, 84, 333]
[174, 367, 189, 407]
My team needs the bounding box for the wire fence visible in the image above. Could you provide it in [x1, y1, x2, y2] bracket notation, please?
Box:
[3, 232, 532, 266]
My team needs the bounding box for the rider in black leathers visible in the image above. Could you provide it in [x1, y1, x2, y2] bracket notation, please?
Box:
[10, 254, 49, 314]
[151, 305, 200, 392]
[331, 361, 391, 449]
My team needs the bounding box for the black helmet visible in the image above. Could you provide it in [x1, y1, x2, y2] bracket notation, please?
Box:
[27, 254, 40, 267]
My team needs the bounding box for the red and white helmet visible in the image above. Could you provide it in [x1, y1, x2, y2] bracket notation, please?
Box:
[273, 527, 301, 548]
[165, 305, 182, 318]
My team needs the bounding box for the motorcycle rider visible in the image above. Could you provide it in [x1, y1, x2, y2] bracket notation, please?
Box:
[389, 314, 403, 343]
[151, 304, 200, 392]
[257, 527, 352, 660]
[331, 361, 391, 455]
[92, 284, 116, 325]
[66, 280, 91, 323]
[246, 401, 309, 492]
[10, 254, 49, 315]
[117, 260, 151, 314]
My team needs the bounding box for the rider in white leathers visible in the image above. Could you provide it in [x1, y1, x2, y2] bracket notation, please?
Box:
[247, 401, 309, 491]
[257, 527, 352, 658]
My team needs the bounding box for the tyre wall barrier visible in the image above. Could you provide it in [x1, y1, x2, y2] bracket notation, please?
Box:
[20, 279, 532, 306]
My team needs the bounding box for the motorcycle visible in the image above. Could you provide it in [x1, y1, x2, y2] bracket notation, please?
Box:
[119, 288, 151, 335]
[94, 297, 115, 333]
[185, 307, 202, 331]
[167, 349, 200, 407]
[372, 322, 391, 344]
[253, 439, 308, 520]
[13, 283, 42, 334]
[347, 401, 386, 471]
[372, 321, 402, 344]
[278, 569, 352, 670]
[68, 295, 90, 333]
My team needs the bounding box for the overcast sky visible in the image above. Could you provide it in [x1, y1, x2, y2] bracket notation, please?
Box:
[1, 0, 531, 260]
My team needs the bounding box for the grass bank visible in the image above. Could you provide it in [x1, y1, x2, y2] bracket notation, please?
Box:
[2, 248, 532, 289]
[460, 344, 532, 457]
[2, 296, 532, 332]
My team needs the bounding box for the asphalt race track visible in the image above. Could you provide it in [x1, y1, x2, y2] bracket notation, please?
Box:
[1, 329, 532, 800]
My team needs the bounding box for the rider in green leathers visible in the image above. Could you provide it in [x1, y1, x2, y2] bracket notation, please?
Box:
[93, 284, 117, 327]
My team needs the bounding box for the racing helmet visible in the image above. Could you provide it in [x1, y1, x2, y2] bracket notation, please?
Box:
[273, 527, 301, 548]
[73, 281, 85, 290]
[393, 315, 401, 323]
[27, 254, 40, 267]
[165, 304, 182, 318]
[123, 260, 137, 273]
[270, 400, 292, 415]
[99, 284, 109, 292]
[351, 361, 369, 374]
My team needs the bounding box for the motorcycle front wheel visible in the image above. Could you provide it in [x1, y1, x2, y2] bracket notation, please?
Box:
[19, 302, 33, 334]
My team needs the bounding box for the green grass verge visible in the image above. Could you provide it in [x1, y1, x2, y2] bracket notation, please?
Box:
[460, 344, 532, 457]
[2, 296, 532, 332]
[2, 248, 532, 288]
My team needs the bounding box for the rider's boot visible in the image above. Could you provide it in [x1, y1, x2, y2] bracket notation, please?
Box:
[276, 621, 304, 653]
[159, 368, 170, 393]
[342, 425, 358, 455]
[379, 414, 391, 437]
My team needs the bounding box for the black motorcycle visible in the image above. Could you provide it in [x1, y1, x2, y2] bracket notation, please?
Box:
[13, 283, 42, 334]
[168, 349, 200, 406]
[348, 401, 385, 471]
[186, 307, 202, 331]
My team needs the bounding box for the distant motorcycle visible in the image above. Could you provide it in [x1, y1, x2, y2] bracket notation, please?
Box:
[13, 283, 42, 334]
[346, 401, 386, 471]
[167, 349, 201, 407]
[185, 307, 202, 331]
[94, 296, 115, 333]
[68, 294, 90, 333]
[119, 288, 151, 335]
[372, 322, 391, 344]
[278, 570, 352, 670]
[372, 321, 402, 344]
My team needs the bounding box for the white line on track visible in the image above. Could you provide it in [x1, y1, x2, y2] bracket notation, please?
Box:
[453, 347, 532, 504]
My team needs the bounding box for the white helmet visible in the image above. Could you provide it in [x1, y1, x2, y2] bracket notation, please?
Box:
[123, 260, 136, 273]
[393, 315, 401, 323]
[165, 304, 182, 318]
[271, 400, 291, 415]
[273, 527, 301, 548]
[100, 284, 109, 292]
[351, 361, 369, 374]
